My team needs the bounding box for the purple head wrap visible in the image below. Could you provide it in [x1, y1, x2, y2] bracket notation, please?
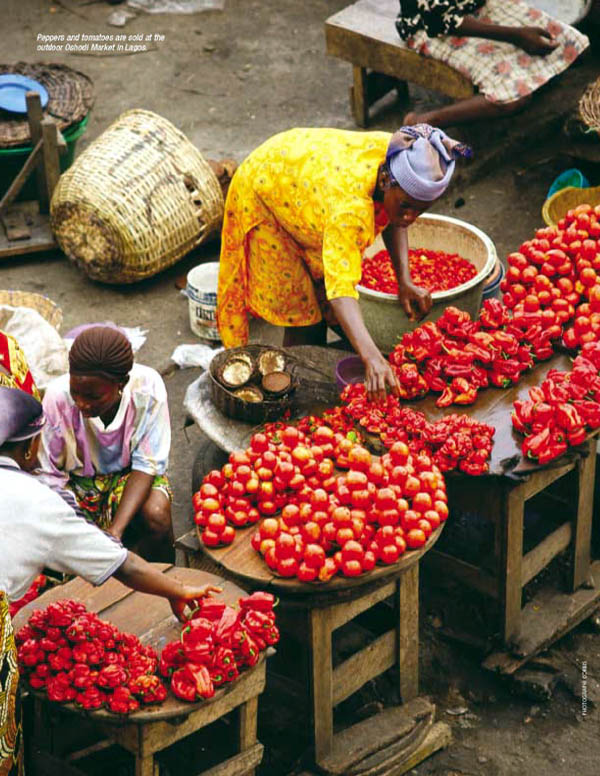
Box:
[0, 386, 45, 446]
[386, 124, 472, 202]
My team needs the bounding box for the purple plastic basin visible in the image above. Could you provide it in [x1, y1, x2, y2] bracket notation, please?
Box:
[335, 356, 366, 392]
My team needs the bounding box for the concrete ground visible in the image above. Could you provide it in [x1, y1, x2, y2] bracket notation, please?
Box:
[2, 0, 600, 774]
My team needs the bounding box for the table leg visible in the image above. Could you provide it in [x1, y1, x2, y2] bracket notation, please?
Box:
[135, 754, 156, 776]
[351, 65, 368, 127]
[238, 696, 258, 776]
[500, 486, 525, 645]
[310, 607, 333, 763]
[571, 444, 597, 591]
[397, 564, 419, 703]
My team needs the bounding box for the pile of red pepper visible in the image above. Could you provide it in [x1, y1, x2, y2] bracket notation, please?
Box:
[16, 600, 167, 714]
[361, 248, 477, 294]
[501, 204, 600, 351]
[339, 384, 494, 475]
[388, 301, 559, 407]
[160, 592, 278, 702]
[512, 342, 600, 463]
[9, 575, 47, 619]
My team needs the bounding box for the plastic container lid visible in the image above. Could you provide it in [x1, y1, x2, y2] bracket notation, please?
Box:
[0, 74, 49, 113]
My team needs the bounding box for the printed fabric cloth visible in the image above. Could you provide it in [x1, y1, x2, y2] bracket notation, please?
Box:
[0, 592, 21, 776]
[0, 331, 39, 399]
[38, 363, 171, 492]
[401, 0, 589, 104]
[216, 128, 391, 348]
[397, 0, 485, 39]
[70, 471, 172, 531]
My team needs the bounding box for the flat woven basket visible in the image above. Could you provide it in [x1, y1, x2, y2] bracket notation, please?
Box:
[0, 63, 93, 148]
[579, 76, 600, 136]
[0, 290, 62, 330]
[542, 185, 600, 226]
[50, 109, 224, 284]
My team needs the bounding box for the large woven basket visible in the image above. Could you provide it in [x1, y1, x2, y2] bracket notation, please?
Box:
[50, 110, 224, 284]
[0, 290, 62, 330]
[542, 185, 600, 226]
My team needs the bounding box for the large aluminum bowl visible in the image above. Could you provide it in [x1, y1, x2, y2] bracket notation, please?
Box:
[357, 213, 497, 354]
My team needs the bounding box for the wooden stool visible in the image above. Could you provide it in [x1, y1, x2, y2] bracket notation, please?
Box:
[325, 0, 475, 127]
[15, 566, 267, 776]
[177, 528, 451, 775]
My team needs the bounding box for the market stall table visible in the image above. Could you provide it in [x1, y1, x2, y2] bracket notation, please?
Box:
[13, 565, 268, 776]
[183, 346, 600, 675]
[179, 517, 451, 774]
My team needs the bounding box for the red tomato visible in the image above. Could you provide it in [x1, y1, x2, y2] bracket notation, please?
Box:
[348, 445, 372, 472]
[207, 513, 226, 533]
[304, 544, 326, 569]
[342, 560, 363, 577]
[403, 475, 421, 498]
[282, 426, 300, 449]
[264, 547, 278, 570]
[205, 469, 225, 489]
[379, 543, 400, 565]
[220, 525, 236, 544]
[412, 492, 433, 513]
[277, 557, 299, 578]
[434, 501, 449, 521]
[346, 470, 368, 491]
[332, 506, 352, 527]
[580, 267, 597, 287]
[201, 529, 221, 548]
[401, 509, 421, 532]
[312, 426, 334, 446]
[523, 294, 540, 312]
[362, 550, 376, 571]
[297, 562, 318, 582]
[259, 518, 280, 540]
[275, 532, 296, 560]
[336, 527, 355, 546]
[405, 529, 427, 549]
[250, 433, 269, 453]
[302, 521, 321, 542]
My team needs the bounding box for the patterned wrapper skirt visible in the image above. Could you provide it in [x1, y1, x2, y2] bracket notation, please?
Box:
[0, 593, 22, 776]
[407, 0, 589, 104]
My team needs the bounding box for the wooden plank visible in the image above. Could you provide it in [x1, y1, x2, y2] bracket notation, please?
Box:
[425, 551, 498, 599]
[333, 629, 395, 706]
[26, 91, 48, 213]
[238, 697, 258, 772]
[483, 559, 600, 674]
[571, 445, 596, 591]
[199, 743, 264, 776]
[134, 754, 156, 776]
[352, 66, 368, 127]
[30, 750, 88, 776]
[41, 118, 61, 204]
[521, 461, 574, 501]
[0, 139, 43, 216]
[317, 697, 434, 775]
[521, 522, 572, 587]
[1, 208, 31, 241]
[383, 721, 452, 776]
[397, 565, 419, 703]
[0, 203, 56, 258]
[329, 580, 395, 631]
[500, 487, 525, 645]
[310, 607, 334, 762]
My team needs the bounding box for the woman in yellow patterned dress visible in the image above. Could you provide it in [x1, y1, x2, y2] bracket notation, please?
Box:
[217, 124, 470, 401]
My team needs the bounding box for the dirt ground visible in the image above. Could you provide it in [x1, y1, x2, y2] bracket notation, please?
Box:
[2, 1, 600, 774]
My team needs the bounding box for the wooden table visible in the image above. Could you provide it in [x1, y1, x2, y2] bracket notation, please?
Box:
[325, 0, 475, 126]
[178, 524, 451, 774]
[13, 566, 267, 776]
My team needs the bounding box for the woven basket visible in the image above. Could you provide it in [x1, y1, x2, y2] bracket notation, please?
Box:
[579, 76, 600, 136]
[542, 185, 600, 227]
[0, 63, 94, 148]
[50, 110, 224, 284]
[0, 290, 62, 330]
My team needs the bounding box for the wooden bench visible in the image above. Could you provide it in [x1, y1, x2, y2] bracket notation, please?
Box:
[325, 0, 475, 126]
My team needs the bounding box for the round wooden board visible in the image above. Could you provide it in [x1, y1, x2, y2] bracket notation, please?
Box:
[13, 564, 266, 724]
[199, 522, 445, 603]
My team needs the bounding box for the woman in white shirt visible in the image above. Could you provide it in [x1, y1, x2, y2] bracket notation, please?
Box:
[0, 386, 219, 776]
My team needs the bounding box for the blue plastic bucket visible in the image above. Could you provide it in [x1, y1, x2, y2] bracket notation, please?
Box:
[186, 262, 220, 341]
[482, 258, 504, 301]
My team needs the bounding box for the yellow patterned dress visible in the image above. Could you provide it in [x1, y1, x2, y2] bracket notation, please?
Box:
[217, 128, 391, 347]
[0, 332, 39, 399]
[0, 593, 22, 776]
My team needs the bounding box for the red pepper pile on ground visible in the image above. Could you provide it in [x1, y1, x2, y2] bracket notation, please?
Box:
[340, 384, 494, 475]
[9, 575, 47, 619]
[361, 248, 477, 294]
[195, 428, 448, 581]
[16, 600, 166, 714]
[501, 204, 600, 350]
[388, 300, 559, 406]
[160, 592, 278, 702]
[512, 342, 600, 463]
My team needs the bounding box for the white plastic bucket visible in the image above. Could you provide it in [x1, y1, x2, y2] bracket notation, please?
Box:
[187, 262, 220, 340]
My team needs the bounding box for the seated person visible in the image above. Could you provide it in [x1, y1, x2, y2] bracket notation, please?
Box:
[38, 325, 173, 562]
[0, 329, 39, 398]
[397, 0, 589, 127]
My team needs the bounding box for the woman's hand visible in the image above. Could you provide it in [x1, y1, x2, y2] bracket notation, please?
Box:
[511, 26, 559, 56]
[169, 584, 223, 622]
[398, 281, 432, 321]
[364, 352, 400, 404]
